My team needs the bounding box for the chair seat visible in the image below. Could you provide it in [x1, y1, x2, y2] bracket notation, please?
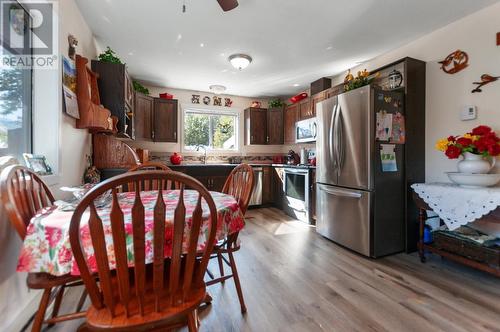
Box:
[27, 272, 81, 289]
[86, 280, 206, 332]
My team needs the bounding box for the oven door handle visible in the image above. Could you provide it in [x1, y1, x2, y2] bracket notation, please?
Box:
[284, 169, 309, 175]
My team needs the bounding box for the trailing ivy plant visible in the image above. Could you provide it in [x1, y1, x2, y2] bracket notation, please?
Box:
[133, 81, 150, 95]
[98, 46, 123, 64]
[268, 98, 284, 108]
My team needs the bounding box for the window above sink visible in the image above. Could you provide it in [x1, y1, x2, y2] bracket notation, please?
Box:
[182, 107, 239, 153]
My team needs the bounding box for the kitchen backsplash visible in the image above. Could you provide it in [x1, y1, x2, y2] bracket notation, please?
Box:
[150, 152, 278, 165]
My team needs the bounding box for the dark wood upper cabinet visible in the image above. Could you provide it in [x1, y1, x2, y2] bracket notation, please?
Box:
[326, 84, 344, 99]
[153, 98, 178, 142]
[284, 103, 298, 144]
[244, 107, 267, 145]
[91, 60, 134, 138]
[311, 91, 327, 117]
[298, 98, 312, 120]
[267, 107, 284, 145]
[134, 93, 153, 141]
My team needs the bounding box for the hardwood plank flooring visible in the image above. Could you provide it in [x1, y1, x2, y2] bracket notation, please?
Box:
[32, 208, 500, 332]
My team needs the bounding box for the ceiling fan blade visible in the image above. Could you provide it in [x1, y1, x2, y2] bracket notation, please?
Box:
[217, 0, 238, 11]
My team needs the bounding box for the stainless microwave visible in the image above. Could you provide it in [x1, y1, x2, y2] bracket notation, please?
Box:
[295, 117, 317, 143]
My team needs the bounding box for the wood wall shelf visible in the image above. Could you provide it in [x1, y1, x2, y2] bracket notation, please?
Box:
[75, 54, 113, 131]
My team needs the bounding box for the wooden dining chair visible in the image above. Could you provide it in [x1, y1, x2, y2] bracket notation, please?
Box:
[0, 165, 87, 332]
[206, 164, 254, 313]
[127, 162, 176, 191]
[69, 170, 218, 331]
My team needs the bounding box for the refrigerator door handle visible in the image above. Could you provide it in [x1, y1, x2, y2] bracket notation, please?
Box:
[337, 106, 345, 171]
[329, 105, 337, 169]
[333, 104, 341, 172]
[319, 185, 362, 199]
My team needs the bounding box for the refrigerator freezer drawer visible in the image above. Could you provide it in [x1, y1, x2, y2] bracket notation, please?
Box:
[316, 184, 371, 256]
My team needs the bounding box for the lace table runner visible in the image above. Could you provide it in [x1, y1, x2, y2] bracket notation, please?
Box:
[412, 183, 500, 230]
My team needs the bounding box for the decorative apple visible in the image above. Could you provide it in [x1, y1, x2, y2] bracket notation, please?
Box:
[170, 152, 182, 165]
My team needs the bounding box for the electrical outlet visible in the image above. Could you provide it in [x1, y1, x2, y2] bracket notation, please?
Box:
[461, 105, 477, 121]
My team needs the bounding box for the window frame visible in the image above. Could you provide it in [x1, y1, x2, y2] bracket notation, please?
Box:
[0, 1, 33, 159]
[180, 104, 241, 154]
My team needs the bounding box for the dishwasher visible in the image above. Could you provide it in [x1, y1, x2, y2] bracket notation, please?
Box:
[248, 167, 263, 206]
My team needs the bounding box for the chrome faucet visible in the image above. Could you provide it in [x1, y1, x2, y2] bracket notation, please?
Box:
[195, 145, 207, 164]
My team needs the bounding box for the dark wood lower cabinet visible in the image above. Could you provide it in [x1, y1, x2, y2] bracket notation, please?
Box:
[262, 166, 273, 205]
[209, 175, 227, 192]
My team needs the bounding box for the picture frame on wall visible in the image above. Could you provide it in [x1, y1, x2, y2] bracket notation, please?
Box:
[23, 153, 53, 175]
[62, 56, 80, 119]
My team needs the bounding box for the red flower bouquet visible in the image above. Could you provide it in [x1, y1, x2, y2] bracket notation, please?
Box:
[436, 125, 500, 159]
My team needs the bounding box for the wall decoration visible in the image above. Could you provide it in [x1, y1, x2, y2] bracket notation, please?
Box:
[67, 34, 78, 60]
[191, 94, 200, 104]
[438, 50, 469, 74]
[62, 56, 79, 119]
[471, 74, 499, 93]
[83, 155, 100, 184]
[344, 69, 379, 91]
[224, 97, 233, 107]
[497, 32, 500, 46]
[380, 144, 397, 172]
[388, 69, 403, 89]
[344, 69, 354, 84]
[213, 96, 222, 106]
[290, 92, 308, 104]
[376, 110, 392, 141]
[97, 46, 123, 64]
[391, 112, 406, 144]
[159, 92, 173, 99]
[23, 153, 53, 175]
[268, 98, 284, 108]
[133, 81, 150, 95]
[203, 96, 210, 105]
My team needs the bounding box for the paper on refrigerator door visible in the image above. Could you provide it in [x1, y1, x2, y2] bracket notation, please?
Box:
[376, 111, 392, 141]
[380, 144, 397, 172]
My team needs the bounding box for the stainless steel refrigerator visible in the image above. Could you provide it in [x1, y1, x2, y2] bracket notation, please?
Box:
[316, 85, 405, 257]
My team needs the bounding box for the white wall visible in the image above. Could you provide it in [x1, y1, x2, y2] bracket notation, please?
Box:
[0, 0, 96, 330]
[331, 2, 500, 182]
[57, 0, 96, 196]
[128, 85, 314, 156]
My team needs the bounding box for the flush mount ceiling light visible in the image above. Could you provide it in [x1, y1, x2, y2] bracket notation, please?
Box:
[209, 84, 227, 94]
[228, 53, 252, 70]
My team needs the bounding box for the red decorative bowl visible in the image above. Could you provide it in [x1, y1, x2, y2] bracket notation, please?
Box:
[290, 92, 308, 104]
[159, 93, 174, 100]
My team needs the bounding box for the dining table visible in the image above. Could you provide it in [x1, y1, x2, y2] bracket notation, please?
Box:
[16, 189, 245, 276]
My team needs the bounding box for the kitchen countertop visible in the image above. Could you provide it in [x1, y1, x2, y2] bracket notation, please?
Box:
[163, 163, 316, 169]
[271, 164, 316, 169]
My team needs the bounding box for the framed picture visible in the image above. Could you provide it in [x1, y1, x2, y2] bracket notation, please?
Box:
[62, 56, 80, 119]
[23, 153, 53, 175]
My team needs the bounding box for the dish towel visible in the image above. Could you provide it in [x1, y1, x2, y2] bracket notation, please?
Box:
[411, 183, 500, 230]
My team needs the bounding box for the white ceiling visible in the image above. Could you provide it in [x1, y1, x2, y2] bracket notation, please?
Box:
[75, 0, 498, 98]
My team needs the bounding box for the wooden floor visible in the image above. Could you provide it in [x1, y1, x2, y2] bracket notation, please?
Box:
[32, 208, 500, 332]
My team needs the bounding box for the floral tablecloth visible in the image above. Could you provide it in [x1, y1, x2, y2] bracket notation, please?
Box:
[17, 190, 245, 276]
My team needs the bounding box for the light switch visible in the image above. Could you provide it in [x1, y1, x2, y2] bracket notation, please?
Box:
[461, 105, 477, 121]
